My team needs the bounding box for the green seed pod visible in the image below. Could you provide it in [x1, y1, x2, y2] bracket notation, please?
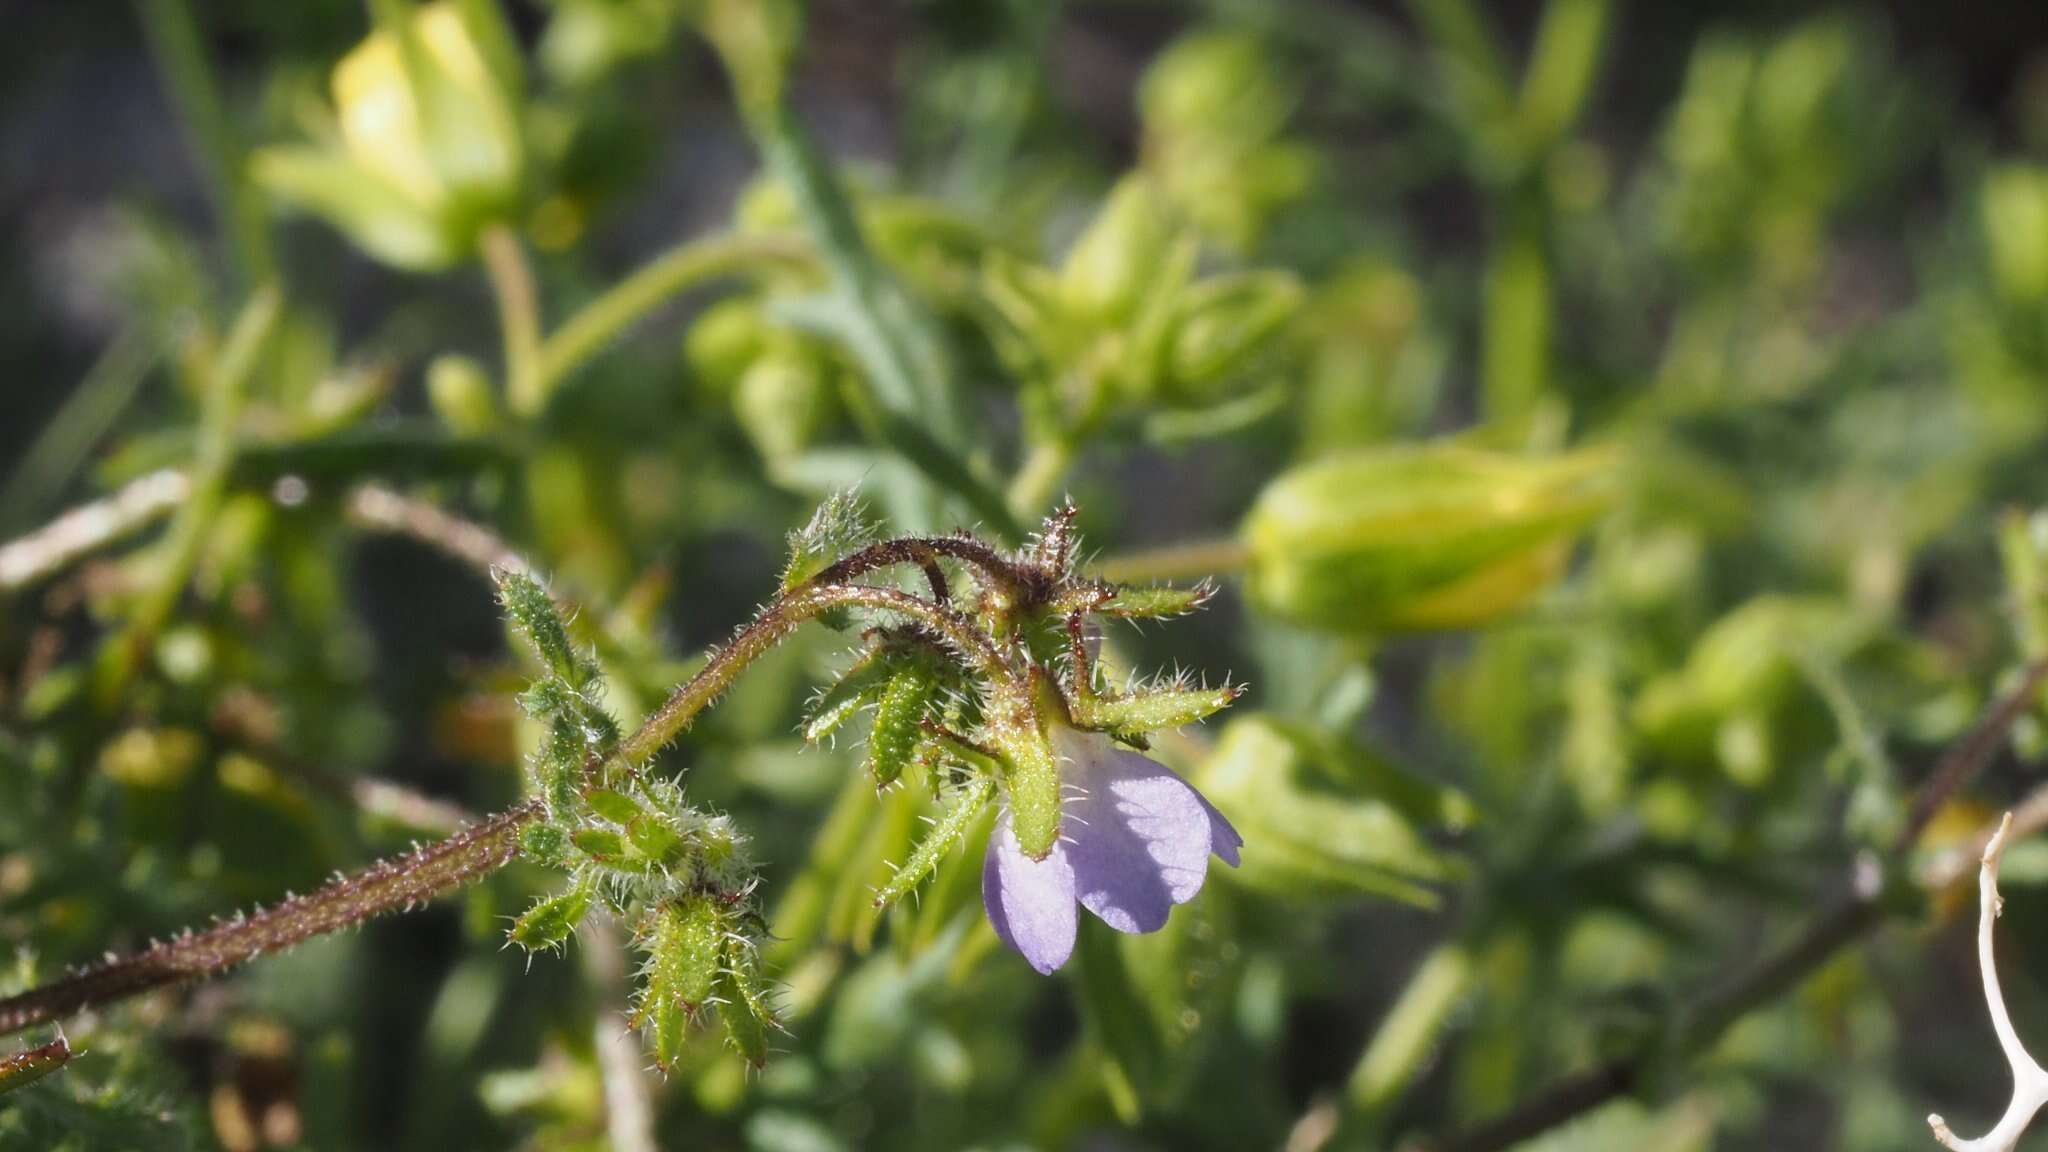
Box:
[637, 897, 726, 1070]
[1242, 443, 1615, 633]
[509, 884, 592, 953]
[997, 675, 1066, 859]
[866, 656, 939, 790]
[647, 897, 724, 1012]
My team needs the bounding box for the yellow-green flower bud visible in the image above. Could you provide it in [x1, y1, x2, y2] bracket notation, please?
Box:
[1984, 165, 2048, 304]
[1061, 177, 1174, 322]
[735, 340, 835, 463]
[683, 298, 771, 397]
[1167, 270, 1302, 401]
[426, 353, 499, 435]
[256, 1, 524, 270]
[1243, 443, 1615, 633]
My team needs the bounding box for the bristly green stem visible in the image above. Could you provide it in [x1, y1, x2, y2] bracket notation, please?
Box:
[536, 232, 812, 392]
[135, 0, 274, 289]
[480, 224, 545, 417]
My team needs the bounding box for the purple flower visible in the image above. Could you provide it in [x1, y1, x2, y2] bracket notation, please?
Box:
[982, 726, 1243, 974]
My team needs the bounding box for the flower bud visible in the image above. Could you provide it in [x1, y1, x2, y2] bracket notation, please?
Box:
[1984, 165, 2048, 304]
[1061, 177, 1174, 322]
[256, 1, 524, 270]
[683, 298, 772, 397]
[427, 353, 500, 435]
[1166, 270, 1302, 401]
[1243, 443, 1615, 633]
[734, 340, 836, 463]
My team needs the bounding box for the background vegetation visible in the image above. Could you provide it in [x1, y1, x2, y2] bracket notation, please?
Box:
[9, 1, 2048, 1149]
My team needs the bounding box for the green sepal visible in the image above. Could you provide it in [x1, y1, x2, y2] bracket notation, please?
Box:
[873, 774, 994, 912]
[1096, 581, 1216, 619]
[585, 788, 644, 825]
[517, 821, 570, 867]
[999, 682, 1064, 859]
[781, 490, 871, 594]
[571, 827, 629, 863]
[627, 813, 684, 864]
[1076, 683, 1240, 736]
[801, 651, 889, 743]
[717, 939, 777, 1067]
[636, 897, 726, 1070]
[509, 883, 593, 953]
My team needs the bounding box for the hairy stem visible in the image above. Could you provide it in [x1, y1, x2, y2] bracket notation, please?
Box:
[0, 542, 1010, 1035]
[0, 801, 539, 1036]
[0, 470, 189, 593]
[622, 580, 1012, 765]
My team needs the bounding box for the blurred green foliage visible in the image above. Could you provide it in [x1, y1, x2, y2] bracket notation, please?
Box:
[5, 1, 2048, 1150]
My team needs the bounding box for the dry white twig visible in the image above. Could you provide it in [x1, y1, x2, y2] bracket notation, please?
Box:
[1931, 813, 2048, 1151]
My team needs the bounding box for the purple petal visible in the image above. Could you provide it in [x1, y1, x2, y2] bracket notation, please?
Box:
[1056, 730, 1220, 935]
[1197, 790, 1243, 868]
[982, 812, 1078, 974]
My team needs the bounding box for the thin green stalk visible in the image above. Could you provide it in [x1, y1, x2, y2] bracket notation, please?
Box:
[1006, 438, 1075, 523]
[135, 0, 274, 288]
[0, 326, 159, 533]
[480, 224, 545, 417]
[536, 232, 812, 391]
[93, 287, 282, 708]
[1093, 536, 1252, 585]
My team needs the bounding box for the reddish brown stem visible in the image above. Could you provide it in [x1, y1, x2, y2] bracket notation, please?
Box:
[0, 801, 539, 1036]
